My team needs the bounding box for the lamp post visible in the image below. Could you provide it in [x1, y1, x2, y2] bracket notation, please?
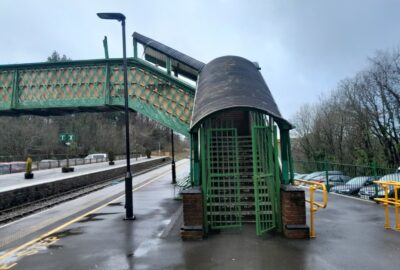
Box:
[97, 12, 135, 220]
[171, 129, 176, 184]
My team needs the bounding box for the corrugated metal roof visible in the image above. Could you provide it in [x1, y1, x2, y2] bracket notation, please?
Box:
[190, 56, 292, 130]
[132, 32, 205, 80]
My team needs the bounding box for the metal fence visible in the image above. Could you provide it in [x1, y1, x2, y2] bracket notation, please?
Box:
[294, 160, 400, 201]
[0, 154, 144, 175]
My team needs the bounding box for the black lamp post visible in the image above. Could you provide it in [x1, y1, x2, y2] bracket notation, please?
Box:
[97, 12, 135, 220]
[171, 129, 176, 184]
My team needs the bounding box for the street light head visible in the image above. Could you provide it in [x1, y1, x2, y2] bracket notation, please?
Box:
[97, 12, 125, 22]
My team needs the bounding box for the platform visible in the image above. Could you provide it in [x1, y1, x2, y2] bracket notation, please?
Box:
[1, 160, 400, 270]
[0, 157, 161, 193]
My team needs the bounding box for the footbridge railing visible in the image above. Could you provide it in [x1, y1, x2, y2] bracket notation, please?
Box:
[0, 58, 195, 135]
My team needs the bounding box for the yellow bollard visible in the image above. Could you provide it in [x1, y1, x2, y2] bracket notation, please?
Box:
[293, 179, 328, 238]
[395, 187, 400, 231]
[384, 186, 390, 229]
[310, 186, 316, 238]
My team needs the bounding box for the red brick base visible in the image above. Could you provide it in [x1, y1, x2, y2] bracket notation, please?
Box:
[281, 185, 310, 239]
[181, 187, 204, 240]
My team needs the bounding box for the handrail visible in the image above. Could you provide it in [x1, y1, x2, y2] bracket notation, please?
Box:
[294, 179, 328, 238]
[373, 181, 400, 231]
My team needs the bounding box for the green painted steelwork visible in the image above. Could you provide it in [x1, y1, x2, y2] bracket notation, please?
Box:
[280, 129, 290, 184]
[103, 36, 109, 59]
[0, 58, 195, 135]
[206, 128, 241, 229]
[273, 124, 282, 232]
[251, 112, 276, 236]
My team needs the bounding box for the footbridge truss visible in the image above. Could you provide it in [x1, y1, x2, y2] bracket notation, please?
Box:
[0, 33, 201, 136]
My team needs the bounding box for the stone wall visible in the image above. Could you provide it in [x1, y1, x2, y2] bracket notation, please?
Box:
[0, 157, 170, 211]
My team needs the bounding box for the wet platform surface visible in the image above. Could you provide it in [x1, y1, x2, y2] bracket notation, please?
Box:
[1, 161, 400, 270]
[0, 156, 161, 193]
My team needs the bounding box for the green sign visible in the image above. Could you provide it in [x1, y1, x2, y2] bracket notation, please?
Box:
[59, 133, 75, 143]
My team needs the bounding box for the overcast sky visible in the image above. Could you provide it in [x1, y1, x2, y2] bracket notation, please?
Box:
[1, 0, 400, 120]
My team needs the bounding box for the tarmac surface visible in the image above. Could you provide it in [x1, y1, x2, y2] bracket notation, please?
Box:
[0, 160, 399, 270]
[0, 156, 155, 193]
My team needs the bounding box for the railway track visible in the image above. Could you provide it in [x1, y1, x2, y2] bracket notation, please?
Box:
[0, 161, 171, 225]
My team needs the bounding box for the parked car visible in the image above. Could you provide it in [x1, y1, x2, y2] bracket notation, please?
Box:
[303, 171, 325, 180]
[331, 176, 376, 195]
[84, 153, 107, 160]
[358, 173, 400, 200]
[309, 171, 350, 187]
[294, 173, 308, 179]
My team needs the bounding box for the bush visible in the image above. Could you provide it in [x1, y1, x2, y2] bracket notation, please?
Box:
[108, 151, 115, 162]
[25, 157, 34, 179]
[26, 157, 32, 174]
[108, 151, 115, 165]
[145, 149, 151, 159]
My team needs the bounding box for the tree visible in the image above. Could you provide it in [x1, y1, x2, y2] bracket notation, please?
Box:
[47, 51, 71, 62]
[292, 47, 400, 167]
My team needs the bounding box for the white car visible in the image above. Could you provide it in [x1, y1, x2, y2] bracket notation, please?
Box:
[84, 153, 107, 160]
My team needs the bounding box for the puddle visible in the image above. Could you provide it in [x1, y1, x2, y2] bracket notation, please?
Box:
[49, 228, 83, 238]
[132, 239, 162, 258]
[0, 228, 84, 268]
[77, 212, 118, 223]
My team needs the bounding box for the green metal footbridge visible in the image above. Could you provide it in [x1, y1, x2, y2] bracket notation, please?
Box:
[0, 33, 295, 237]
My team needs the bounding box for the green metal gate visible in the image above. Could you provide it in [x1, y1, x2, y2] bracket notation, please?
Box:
[252, 119, 277, 236]
[206, 128, 241, 229]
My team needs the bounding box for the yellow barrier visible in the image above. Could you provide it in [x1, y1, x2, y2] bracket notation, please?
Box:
[294, 179, 328, 238]
[373, 181, 400, 231]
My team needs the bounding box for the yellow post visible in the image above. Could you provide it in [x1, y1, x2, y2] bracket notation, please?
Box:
[384, 185, 390, 229]
[310, 186, 316, 238]
[395, 186, 399, 231]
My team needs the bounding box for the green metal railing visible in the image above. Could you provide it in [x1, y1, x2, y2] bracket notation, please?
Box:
[251, 112, 280, 235]
[206, 128, 241, 229]
[0, 58, 195, 135]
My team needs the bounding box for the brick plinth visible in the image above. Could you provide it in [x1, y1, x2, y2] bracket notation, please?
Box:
[181, 187, 204, 240]
[281, 184, 310, 239]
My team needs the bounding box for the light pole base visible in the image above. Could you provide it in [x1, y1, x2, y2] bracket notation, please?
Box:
[124, 215, 136, 221]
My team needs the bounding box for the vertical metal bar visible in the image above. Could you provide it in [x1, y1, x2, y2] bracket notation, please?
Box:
[373, 161, 378, 197]
[104, 63, 111, 105]
[395, 186, 399, 230]
[384, 186, 390, 229]
[103, 36, 109, 59]
[171, 129, 176, 184]
[11, 70, 19, 109]
[310, 186, 316, 238]
[122, 19, 134, 220]
[133, 39, 138, 59]
[280, 129, 289, 184]
[324, 160, 330, 192]
[273, 125, 282, 231]
[200, 129, 208, 234]
[166, 57, 171, 75]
